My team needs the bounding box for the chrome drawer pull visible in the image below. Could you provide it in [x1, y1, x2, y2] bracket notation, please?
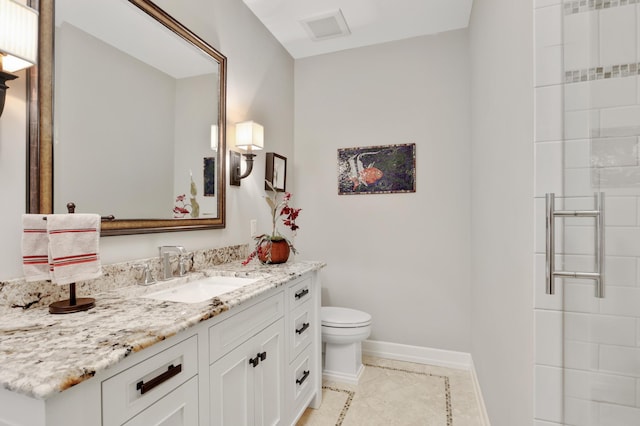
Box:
[136, 363, 182, 395]
[296, 370, 310, 386]
[295, 322, 310, 335]
[294, 288, 309, 300]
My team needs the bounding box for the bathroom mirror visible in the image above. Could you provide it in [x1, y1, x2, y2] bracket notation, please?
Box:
[28, 0, 227, 235]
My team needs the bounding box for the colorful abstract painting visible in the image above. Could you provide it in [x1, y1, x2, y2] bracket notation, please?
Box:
[338, 143, 416, 195]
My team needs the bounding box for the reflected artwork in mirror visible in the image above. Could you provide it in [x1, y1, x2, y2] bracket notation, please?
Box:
[28, 0, 227, 235]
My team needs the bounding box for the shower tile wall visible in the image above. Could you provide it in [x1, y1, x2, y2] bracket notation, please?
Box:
[535, 0, 640, 425]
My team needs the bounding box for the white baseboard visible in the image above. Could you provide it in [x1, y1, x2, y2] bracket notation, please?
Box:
[362, 340, 472, 370]
[361, 339, 490, 425]
[470, 358, 491, 426]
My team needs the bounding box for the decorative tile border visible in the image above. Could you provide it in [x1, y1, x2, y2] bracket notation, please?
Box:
[564, 0, 639, 15]
[564, 63, 640, 83]
[321, 363, 453, 426]
[322, 387, 355, 426]
[366, 364, 453, 426]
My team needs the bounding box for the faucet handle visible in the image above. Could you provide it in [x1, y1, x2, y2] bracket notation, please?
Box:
[178, 256, 187, 277]
[134, 263, 156, 285]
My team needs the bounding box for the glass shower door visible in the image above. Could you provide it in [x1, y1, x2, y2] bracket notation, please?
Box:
[559, 1, 640, 424]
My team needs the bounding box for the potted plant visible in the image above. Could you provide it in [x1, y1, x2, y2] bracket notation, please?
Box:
[243, 181, 301, 265]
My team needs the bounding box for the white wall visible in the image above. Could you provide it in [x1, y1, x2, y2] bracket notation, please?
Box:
[0, 0, 294, 280]
[294, 30, 472, 352]
[469, 0, 534, 425]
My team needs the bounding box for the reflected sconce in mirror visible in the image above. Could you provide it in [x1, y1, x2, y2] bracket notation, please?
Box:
[210, 124, 218, 151]
[0, 0, 38, 117]
[230, 120, 263, 186]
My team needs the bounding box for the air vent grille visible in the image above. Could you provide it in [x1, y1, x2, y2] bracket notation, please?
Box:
[300, 9, 351, 41]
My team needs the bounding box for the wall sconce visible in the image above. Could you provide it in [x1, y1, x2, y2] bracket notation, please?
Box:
[230, 120, 263, 186]
[0, 0, 38, 118]
[210, 124, 218, 151]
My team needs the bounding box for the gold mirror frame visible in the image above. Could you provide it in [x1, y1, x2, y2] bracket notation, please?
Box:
[28, 0, 227, 235]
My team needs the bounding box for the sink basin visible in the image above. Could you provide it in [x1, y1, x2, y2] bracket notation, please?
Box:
[142, 276, 259, 304]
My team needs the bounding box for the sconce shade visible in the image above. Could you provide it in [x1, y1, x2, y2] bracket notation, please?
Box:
[235, 121, 264, 151]
[211, 124, 218, 151]
[0, 0, 39, 73]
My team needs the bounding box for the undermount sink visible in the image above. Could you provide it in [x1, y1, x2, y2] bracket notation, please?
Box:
[142, 276, 260, 304]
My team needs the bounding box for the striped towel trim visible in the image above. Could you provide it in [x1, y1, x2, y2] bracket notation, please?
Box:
[48, 228, 98, 235]
[22, 255, 49, 265]
[51, 253, 99, 268]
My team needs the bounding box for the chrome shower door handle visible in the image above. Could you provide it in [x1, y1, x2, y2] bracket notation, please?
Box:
[545, 193, 556, 295]
[595, 192, 605, 298]
[545, 192, 605, 298]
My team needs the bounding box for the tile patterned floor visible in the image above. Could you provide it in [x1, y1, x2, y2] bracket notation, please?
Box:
[297, 356, 484, 426]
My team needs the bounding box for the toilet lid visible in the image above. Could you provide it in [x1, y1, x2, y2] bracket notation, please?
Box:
[321, 307, 372, 328]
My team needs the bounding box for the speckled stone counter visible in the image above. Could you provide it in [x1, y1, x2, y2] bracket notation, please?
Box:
[0, 259, 325, 400]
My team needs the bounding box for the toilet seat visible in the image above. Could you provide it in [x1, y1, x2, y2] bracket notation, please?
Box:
[321, 307, 372, 328]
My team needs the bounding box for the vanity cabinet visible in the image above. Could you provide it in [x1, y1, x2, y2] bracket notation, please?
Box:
[0, 270, 321, 426]
[209, 318, 284, 426]
[284, 276, 319, 425]
[208, 291, 285, 426]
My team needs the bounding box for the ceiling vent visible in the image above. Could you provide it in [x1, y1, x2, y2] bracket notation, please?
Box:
[300, 9, 351, 41]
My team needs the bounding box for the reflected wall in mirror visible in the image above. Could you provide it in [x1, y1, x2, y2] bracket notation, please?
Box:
[29, 0, 227, 235]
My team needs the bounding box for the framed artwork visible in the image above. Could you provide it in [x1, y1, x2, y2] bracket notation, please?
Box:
[265, 152, 287, 192]
[338, 143, 416, 195]
[203, 157, 215, 196]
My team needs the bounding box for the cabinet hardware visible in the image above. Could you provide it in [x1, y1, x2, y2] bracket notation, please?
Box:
[136, 363, 182, 395]
[295, 322, 310, 335]
[249, 352, 267, 367]
[294, 288, 309, 299]
[296, 370, 310, 386]
[249, 355, 260, 367]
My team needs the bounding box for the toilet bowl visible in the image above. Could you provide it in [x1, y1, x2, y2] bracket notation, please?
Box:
[321, 306, 372, 384]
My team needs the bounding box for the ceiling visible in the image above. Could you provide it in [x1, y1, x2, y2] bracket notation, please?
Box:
[242, 0, 474, 59]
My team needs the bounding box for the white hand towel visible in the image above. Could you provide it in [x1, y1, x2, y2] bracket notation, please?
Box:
[46, 214, 102, 285]
[22, 214, 51, 282]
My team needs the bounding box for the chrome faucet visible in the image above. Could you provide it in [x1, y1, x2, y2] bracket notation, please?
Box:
[159, 245, 187, 280]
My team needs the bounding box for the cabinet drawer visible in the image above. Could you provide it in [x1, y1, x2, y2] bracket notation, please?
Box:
[288, 345, 315, 422]
[289, 300, 313, 362]
[209, 291, 284, 363]
[288, 276, 313, 311]
[102, 335, 198, 426]
[123, 376, 198, 426]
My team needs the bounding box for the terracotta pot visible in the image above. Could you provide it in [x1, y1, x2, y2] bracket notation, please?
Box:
[258, 239, 290, 264]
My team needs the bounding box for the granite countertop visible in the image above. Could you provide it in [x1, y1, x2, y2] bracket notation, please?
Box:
[0, 260, 324, 400]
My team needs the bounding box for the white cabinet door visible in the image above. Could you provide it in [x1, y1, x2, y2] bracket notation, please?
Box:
[209, 338, 254, 426]
[209, 318, 284, 426]
[253, 320, 284, 426]
[123, 376, 198, 426]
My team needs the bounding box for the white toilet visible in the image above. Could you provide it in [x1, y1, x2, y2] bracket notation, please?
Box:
[321, 306, 372, 384]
